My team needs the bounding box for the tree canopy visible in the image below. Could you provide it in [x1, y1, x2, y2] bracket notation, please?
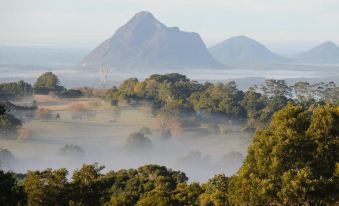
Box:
[1, 73, 338, 205]
[1, 102, 338, 206]
[228, 103, 339, 205]
[0, 80, 33, 95]
[33, 72, 65, 94]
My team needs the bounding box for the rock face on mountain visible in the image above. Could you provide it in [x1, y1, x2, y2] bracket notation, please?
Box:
[209, 36, 287, 66]
[81, 11, 223, 70]
[294, 41, 339, 64]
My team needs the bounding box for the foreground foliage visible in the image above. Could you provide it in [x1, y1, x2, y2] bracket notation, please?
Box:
[1, 103, 338, 205]
[228, 103, 339, 205]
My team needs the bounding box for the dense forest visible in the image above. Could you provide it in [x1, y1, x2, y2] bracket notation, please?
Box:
[0, 72, 338, 205]
[105, 73, 338, 131]
[0, 103, 338, 205]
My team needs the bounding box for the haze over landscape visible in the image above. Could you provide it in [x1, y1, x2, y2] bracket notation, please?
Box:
[0, 3, 338, 88]
[0, 1, 338, 205]
[81, 11, 223, 70]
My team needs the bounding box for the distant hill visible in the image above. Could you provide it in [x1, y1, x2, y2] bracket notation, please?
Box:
[294, 41, 339, 64]
[81, 11, 224, 70]
[209, 36, 287, 66]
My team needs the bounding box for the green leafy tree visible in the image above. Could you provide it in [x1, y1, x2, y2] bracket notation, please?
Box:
[33, 72, 65, 94]
[261, 79, 292, 99]
[0, 171, 25, 206]
[241, 87, 267, 130]
[199, 174, 229, 206]
[105, 86, 120, 105]
[174, 182, 203, 206]
[110, 191, 139, 206]
[109, 165, 187, 205]
[135, 188, 179, 206]
[0, 80, 33, 95]
[24, 168, 69, 206]
[189, 82, 245, 118]
[148, 73, 189, 84]
[70, 163, 114, 206]
[118, 78, 139, 102]
[228, 103, 339, 205]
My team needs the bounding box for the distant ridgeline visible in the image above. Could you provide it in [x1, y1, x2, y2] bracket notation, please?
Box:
[80, 11, 339, 70]
[105, 73, 339, 131]
[1, 103, 338, 205]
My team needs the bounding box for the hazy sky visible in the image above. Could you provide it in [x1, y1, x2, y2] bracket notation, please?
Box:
[1, 0, 338, 54]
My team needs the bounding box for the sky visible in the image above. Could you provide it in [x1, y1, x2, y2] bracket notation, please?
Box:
[0, 0, 338, 55]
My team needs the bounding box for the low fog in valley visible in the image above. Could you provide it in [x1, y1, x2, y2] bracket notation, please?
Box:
[1, 2, 338, 205]
[1, 95, 251, 182]
[1, 39, 338, 182]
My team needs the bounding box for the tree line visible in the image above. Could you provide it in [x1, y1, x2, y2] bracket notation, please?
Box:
[106, 73, 338, 130]
[0, 72, 83, 99]
[1, 103, 338, 205]
[0, 80, 33, 99]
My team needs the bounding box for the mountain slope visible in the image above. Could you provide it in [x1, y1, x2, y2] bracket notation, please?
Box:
[81, 11, 223, 70]
[209, 36, 287, 66]
[294, 41, 339, 64]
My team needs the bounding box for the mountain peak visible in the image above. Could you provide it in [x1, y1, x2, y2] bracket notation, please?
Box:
[209, 36, 286, 65]
[228, 35, 252, 41]
[318, 41, 338, 49]
[294, 41, 339, 63]
[131, 11, 156, 23]
[81, 11, 223, 69]
[125, 11, 163, 30]
[133, 11, 154, 19]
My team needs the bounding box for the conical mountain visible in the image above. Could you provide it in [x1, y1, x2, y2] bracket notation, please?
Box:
[81, 11, 224, 70]
[294, 41, 339, 63]
[209, 36, 287, 66]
